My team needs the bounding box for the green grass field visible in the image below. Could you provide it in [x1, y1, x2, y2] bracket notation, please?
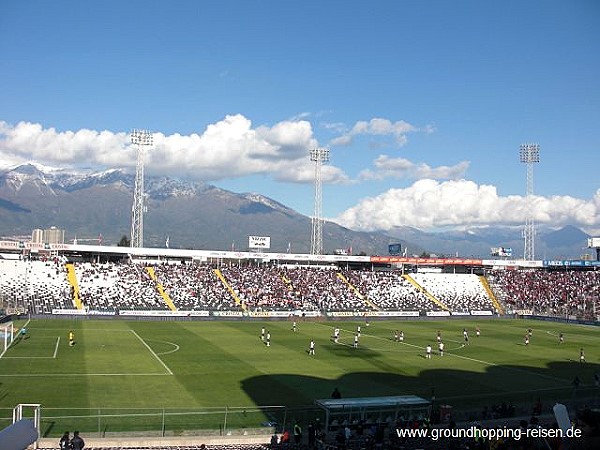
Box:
[0, 317, 598, 436]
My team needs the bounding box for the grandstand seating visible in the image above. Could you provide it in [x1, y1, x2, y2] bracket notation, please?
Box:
[2, 258, 598, 317]
[282, 267, 369, 311]
[152, 264, 238, 310]
[343, 270, 439, 311]
[76, 262, 168, 311]
[411, 273, 497, 313]
[220, 265, 304, 311]
[488, 269, 600, 319]
[0, 259, 72, 314]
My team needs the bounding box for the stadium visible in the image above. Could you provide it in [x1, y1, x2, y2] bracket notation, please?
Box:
[0, 241, 599, 449]
[1, 136, 599, 450]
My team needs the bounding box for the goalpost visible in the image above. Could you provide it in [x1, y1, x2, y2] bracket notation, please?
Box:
[0, 322, 15, 357]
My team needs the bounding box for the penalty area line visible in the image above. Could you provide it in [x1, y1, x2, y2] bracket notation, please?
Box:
[2, 336, 62, 360]
[130, 330, 173, 375]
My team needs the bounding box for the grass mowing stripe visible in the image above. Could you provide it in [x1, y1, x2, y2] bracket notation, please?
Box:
[339, 324, 570, 384]
[130, 329, 173, 375]
[0, 318, 596, 424]
[0, 373, 173, 377]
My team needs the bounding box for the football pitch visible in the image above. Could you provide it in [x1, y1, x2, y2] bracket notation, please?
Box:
[0, 318, 598, 436]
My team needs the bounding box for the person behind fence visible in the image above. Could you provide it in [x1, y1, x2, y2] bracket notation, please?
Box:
[59, 431, 70, 450]
[70, 430, 85, 450]
[307, 421, 316, 449]
[344, 424, 352, 442]
[293, 421, 302, 444]
[331, 387, 342, 399]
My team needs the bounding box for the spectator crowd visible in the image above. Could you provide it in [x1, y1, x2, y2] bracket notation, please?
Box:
[1, 259, 598, 319]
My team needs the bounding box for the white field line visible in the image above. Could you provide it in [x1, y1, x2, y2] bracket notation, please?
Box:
[327, 334, 464, 353]
[53, 336, 60, 358]
[318, 323, 569, 384]
[26, 327, 133, 332]
[153, 340, 180, 356]
[3, 355, 54, 359]
[0, 373, 171, 377]
[0, 317, 32, 359]
[130, 330, 173, 375]
[3, 336, 60, 360]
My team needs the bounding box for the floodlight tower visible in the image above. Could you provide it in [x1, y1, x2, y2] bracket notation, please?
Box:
[519, 143, 540, 261]
[130, 129, 153, 248]
[310, 147, 330, 255]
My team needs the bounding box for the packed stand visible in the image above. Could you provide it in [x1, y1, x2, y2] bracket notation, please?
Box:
[152, 263, 238, 311]
[488, 269, 600, 319]
[282, 267, 370, 312]
[219, 265, 309, 312]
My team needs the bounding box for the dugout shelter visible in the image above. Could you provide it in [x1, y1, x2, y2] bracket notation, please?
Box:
[315, 395, 430, 431]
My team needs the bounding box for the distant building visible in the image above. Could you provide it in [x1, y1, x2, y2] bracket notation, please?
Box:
[31, 229, 44, 244]
[31, 227, 65, 244]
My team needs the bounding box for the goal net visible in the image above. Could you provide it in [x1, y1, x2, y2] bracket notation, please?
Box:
[0, 322, 14, 356]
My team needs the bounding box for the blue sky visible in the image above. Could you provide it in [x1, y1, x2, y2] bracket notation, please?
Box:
[1, 0, 599, 234]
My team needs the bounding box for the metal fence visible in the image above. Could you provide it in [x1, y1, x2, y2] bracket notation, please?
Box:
[0, 405, 324, 438]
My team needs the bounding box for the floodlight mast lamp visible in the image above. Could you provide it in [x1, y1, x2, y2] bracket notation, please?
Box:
[519, 143, 540, 261]
[130, 129, 153, 248]
[310, 148, 330, 255]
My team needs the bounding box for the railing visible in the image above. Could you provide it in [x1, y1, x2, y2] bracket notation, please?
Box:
[0, 405, 323, 439]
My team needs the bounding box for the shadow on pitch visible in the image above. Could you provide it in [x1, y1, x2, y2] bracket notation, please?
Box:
[241, 360, 600, 410]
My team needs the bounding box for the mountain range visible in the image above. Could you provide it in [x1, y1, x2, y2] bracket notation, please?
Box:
[0, 163, 593, 259]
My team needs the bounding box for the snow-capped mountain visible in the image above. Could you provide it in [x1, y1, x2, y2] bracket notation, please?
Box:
[0, 164, 397, 253]
[0, 163, 592, 258]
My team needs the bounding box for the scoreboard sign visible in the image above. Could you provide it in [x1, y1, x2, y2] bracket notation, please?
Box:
[248, 236, 271, 249]
[388, 243, 402, 255]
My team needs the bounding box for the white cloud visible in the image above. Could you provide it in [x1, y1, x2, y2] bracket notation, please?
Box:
[329, 118, 419, 147]
[0, 121, 131, 166]
[335, 179, 600, 232]
[275, 162, 352, 184]
[359, 155, 469, 181]
[287, 112, 311, 121]
[0, 116, 349, 183]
